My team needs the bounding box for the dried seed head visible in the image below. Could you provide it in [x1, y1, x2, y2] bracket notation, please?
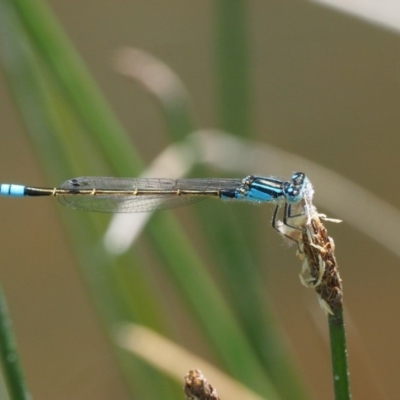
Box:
[300, 213, 343, 314]
[184, 370, 220, 400]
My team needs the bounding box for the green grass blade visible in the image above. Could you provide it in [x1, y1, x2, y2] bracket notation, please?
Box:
[0, 282, 30, 400]
[329, 309, 351, 400]
[215, 0, 251, 136]
[10, 0, 141, 175]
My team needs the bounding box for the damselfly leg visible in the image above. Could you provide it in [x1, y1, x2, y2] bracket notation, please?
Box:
[272, 203, 306, 247]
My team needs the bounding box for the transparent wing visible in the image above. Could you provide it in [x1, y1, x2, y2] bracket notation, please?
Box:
[58, 177, 243, 213]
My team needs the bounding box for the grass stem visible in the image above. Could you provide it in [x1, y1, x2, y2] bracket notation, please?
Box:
[0, 283, 31, 400]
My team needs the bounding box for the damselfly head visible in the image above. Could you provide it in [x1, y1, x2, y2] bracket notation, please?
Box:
[283, 172, 308, 203]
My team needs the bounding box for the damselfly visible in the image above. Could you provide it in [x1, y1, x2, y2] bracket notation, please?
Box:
[0, 172, 310, 232]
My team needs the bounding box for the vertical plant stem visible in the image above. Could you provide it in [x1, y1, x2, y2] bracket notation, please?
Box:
[215, 0, 251, 137]
[329, 308, 351, 400]
[0, 283, 31, 400]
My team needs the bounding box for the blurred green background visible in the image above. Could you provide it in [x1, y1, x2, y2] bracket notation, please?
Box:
[0, 1, 400, 399]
